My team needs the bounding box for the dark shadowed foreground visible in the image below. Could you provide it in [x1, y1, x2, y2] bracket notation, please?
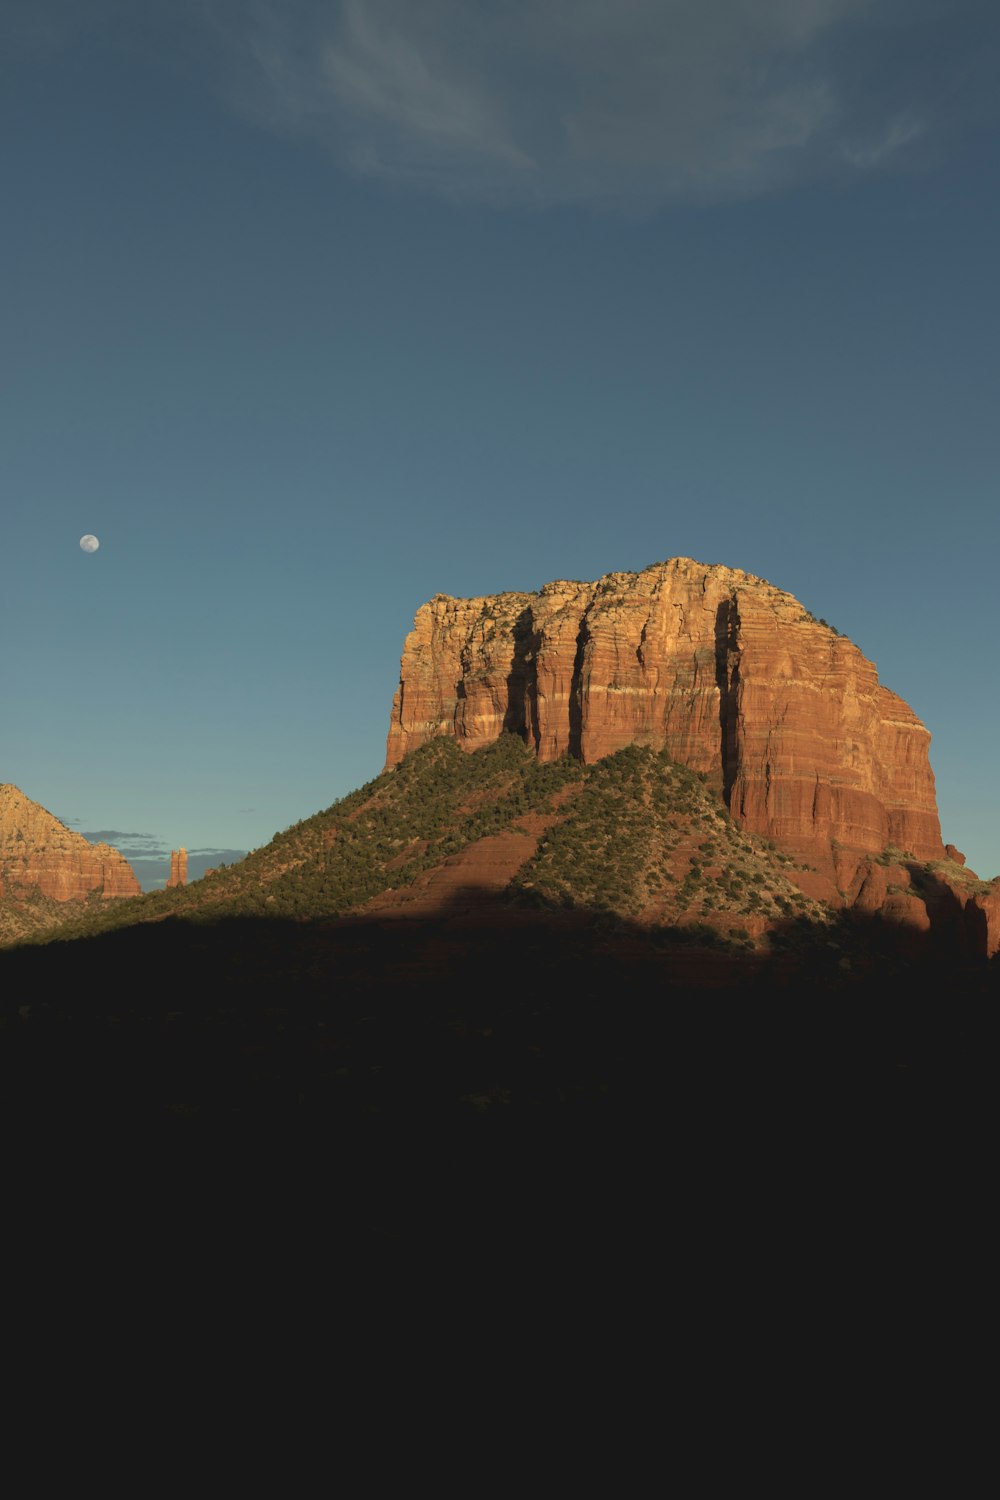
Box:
[2, 892, 994, 1130]
[3, 738, 995, 1250]
[3, 896, 994, 1267]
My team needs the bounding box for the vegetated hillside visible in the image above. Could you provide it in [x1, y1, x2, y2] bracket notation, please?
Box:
[9, 733, 994, 960]
[12, 735, 837, 952]
[9, 736, 575, 944]
[0, 887, 107, 946]
[507, 744, 827, 943]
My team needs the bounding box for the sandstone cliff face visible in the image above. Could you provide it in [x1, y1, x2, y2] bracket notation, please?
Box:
[386, 557, 945, 884]
[0, 784, 140, 901]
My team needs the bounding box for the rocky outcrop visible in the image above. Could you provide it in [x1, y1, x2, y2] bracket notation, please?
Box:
[968, 882, 1000, 958]
[167, 848, 188, 888]
[0, 784, 140, 901]
[386, 557, 946, 885]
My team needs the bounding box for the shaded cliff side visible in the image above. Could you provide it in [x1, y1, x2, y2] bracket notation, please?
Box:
[386, 557, 944, 890]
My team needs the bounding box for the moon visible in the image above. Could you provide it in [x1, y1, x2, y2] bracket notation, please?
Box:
[79, 534, 100, 553]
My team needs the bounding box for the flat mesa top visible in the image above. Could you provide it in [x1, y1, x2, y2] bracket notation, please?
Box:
[429, 557, 779, 608]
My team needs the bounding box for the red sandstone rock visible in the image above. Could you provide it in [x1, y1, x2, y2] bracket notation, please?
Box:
[386, 558, 945, 885]
[0, 783, 140, 901]
[167, 848, 188, 888]
[848, 862, 890, 914]
[968, 882, 1000, 958]
[362, 816, 561, 923]
[880, 890, 931, 931]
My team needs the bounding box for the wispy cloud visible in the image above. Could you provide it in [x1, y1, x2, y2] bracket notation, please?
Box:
[323, 1, 532, 171]
[82, 829, 168, 862]
[12, 2, 999, 207]
[843, 112, 925, 169]
[193, 0, 992, 207]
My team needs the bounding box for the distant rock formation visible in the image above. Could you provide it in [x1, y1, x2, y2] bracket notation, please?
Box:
[386, 557, 945, 890]
[167, 848, 188, 887]
[0, 784, 140, 901]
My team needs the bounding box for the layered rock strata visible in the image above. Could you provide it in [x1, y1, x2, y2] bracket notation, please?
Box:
[386, 557, 946, 884]
[0, 784, 140, 901]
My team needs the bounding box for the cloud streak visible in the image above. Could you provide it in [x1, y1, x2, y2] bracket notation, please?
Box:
[323, 1, 532, 171]
[842, 112, 924, 169]
[82, 829, 168, 860]
[194, 0, 996, 207]
[12, 3, 1000, 205]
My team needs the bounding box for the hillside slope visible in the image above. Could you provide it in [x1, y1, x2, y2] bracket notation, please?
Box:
[11, 736, 999, 962]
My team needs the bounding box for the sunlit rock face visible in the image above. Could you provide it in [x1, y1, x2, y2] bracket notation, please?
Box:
[385, 557, 945, 884]
[0, 784, 140, 901]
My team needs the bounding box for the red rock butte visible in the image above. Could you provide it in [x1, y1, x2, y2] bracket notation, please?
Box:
[0, 783, 140, 901]
[385, 557, 946, 889]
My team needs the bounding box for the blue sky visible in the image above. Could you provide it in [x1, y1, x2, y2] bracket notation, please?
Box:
[3, 1, 1000, 887]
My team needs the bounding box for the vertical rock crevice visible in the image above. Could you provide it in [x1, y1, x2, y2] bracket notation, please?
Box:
[568, 614, 591, 761]
[504, 607, 540, 750]
[714, 594, 741, 809]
